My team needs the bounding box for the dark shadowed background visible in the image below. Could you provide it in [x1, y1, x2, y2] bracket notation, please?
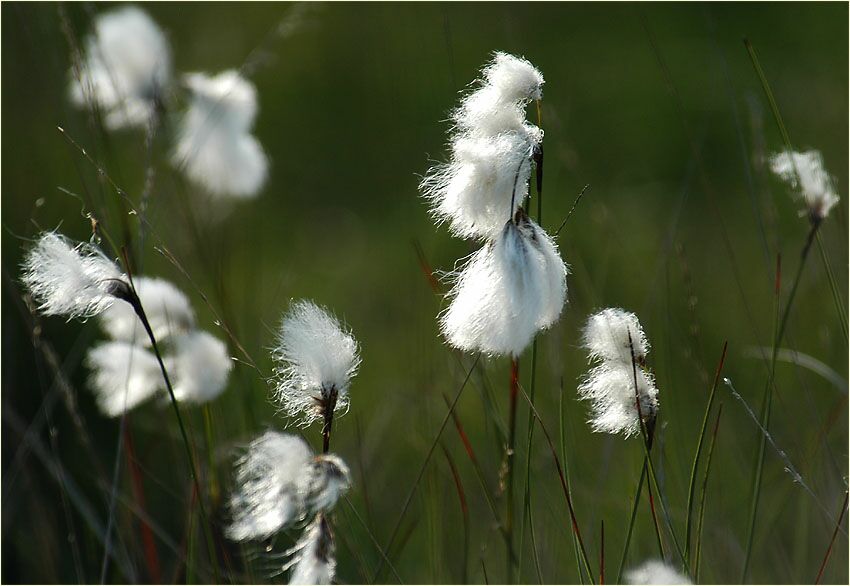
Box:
[2, 2, 848, 584]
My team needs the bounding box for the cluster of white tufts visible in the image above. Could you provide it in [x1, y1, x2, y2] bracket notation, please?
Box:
[69, 6, 171, 130]
[225, 432, 350, 543]
[172, 70, 269, 199]
[625, 559, 692, 585]
[423, 52, 567, 358]
[284, 515, 337, 585]
[272, 300, 361, 427]
[88, 275, 232, 417]
[422, 52, 545, 240]
[69, 6, 268, 200]
[578, 308, 659, 438]
[21, 232, 126, 320]
[769, 149, 840, 222]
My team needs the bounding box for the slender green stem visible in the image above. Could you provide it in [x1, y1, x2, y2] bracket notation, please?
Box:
[742, 226, 818, 582]
[506, 357, 520, 583]
[615, 460, 647, 584]
[202, 406, 218, 504]
[815, 231, 848, 343]
[685, 343, 728, 568]
[519, 341, 543, 584]
[560, 380, 585, 584]
[125, 285, 220, 583]
[372, 354, 480, 582]
[695, 404, 723, 583]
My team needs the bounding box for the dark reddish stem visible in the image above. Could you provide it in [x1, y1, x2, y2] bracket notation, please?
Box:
[815, 491, 849, 584]
[123, 423, 162, 583]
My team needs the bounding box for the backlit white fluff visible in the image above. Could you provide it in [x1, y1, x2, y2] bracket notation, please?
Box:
[172, 70, 268, 199]
[769, 150, 839, 221]
[625, 560, 692, 585]
[99, 276, 195, 344]
[301, 454, 351, 514]
[21, 232, 125, 320]
[422, 124, 542, 240]
[273, 300, 361, 427]
[86, 342, 163, 417]
[578, 309, 658, 438]
[582, 308, 649, 366]
[440, 215, 568, 357]
[286, 515, 336, 585]
[453, 52, 544, 137]
[226, 432, 314, 541]
[168, 331, 232, 404]
[69, 6, 171, 130]
[578, 363, 658, 437]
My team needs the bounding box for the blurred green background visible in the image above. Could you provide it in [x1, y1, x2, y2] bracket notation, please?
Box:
[2, 2, 847, 584]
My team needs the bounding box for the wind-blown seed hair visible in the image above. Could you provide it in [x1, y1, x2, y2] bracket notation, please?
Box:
[285, 515, 336, 585]
[302, 454, 351, 513]
[422, 124, 543, 240]
[99, 276, 195, 345]
[168, 331, 233, 404]
[578, 308, 658, 438]
[582, 308, 649, 366]
[273, 300, 361, 427]
[625, 560, 692, 585]
[21, 232, 125, 320]
[226, 432, 314, 541]
[172, 70, 268, 199]
[69, 6, 171, 130]
[440, 215, 568, 357]
[86, 342, 164, 417]
[769, 149, 839, 221]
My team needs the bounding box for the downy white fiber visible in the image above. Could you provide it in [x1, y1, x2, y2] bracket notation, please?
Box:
[440, 215, 567, 357]
[172, 70, 268, 199]
[86, 342, 163, 417]
[69, 6, 171, 130]
[273, 300, 361, 427]
[582, 307, 649, 366]
[769, 149, 839, 221]
[168, 331, 233, 404]
[21, 232, 125, 320]
[99, 276, 195, 345]
[625, 560, 692, 585]
[286, 515, 336, 585]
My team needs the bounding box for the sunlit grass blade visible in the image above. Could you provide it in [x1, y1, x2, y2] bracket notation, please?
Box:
[684, 342, 728, 568]
[814, 232, 848, 343]
[695, 403, 723, 583]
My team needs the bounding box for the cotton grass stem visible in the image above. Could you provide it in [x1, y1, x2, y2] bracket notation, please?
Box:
[505, 357, 520, 582]
[815, 231, 848, 344]
[815, 491, 849, 584]
[372, 354, 480, 582]
[120, 263, 219, 582]
[694, 403, 723, 583]
[615, 460, 647, 584]
[684, 342, 728, 569]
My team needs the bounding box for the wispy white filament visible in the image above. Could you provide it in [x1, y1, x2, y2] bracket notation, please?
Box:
[625, 560, 692, 585]
[440, 215, 568, 357]
[226, 432, 314, 541]
[86, 342, 163, 416]
[172, 70, 268, 199]
[273, 300, 361, 427]
[422, 124, 542, 240]
[285, 515, 336, 585]
[423, 52, 545, 240]
[21, 232, 125, 320]
[168, 331, 233, 404]
[99, 276, 195, 344]
[226, 432, 351, 542]
[769, 150, 839, 220]
[578, 309, 658, 437]
[582, 308, 649, 366]
[69, 6, 171, 130]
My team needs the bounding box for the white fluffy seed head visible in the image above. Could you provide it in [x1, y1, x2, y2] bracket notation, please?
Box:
[769, 150, 839, 221]
[172, 70, 268, 199]
[226, 432, 315, 542]
[625, 560, 692, 585]
[286, 515, 336, 585]
[86, 342, 163, 417]
[582, 308, 649, 366]
[301, 454, 352, 514]
[422, 124, 542, 240]
[272, 300, 361, 427]
[453, 52, 544, 138]
[99, 276, 195, 345]
[69, 6, 171, 130]
[440, 215, 568, 357]
[21, 232, 125, 320]
[168, 331, 232, 404]
[577, 363, 659, 438]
